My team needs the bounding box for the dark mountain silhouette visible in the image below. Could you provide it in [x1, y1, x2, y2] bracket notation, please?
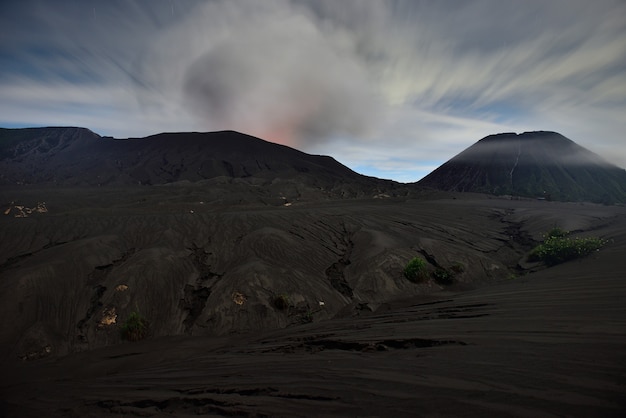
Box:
[417, 131, 626, 204]
[0, 127, 402, 198]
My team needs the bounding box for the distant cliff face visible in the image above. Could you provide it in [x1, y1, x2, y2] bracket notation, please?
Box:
[417, 131, 626, 204]
[0, 127, 343, 185]
[0, 127, 402, 197]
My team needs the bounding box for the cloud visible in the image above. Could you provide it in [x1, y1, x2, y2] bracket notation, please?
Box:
[375, 1, 626, 109]
[0, 78, 199, 137]
[177, 0, 383, 147]
[1, 0, 625, 180]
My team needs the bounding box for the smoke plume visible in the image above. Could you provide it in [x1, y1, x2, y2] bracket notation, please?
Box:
[161, 0, 384, 147]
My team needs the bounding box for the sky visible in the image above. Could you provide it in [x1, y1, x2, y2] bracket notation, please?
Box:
[1, 0, 625, 182]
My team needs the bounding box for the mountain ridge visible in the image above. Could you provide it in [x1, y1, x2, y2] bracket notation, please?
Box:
[417, 131, 626, 204]
[0, 127, 399, 197]
[3, 127, 625, 204]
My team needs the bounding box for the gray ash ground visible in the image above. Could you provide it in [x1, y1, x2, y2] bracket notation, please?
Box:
[1, 185, 625, 417]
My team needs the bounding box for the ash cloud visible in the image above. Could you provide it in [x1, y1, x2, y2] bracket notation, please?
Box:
[179, 1, 382, 146]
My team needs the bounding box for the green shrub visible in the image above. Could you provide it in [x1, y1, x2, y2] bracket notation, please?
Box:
[545, 226, 568, 239]
[404, 257, 428, 282]
[432, 268, 453, 285]
[120, 310, 149, 341]
[529, 231, 606, 266]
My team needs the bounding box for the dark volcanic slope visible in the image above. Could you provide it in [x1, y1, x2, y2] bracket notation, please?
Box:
[2, 198, 625, 417]
[0, 127, 396, 196]
[0, 190, 530, 360]
[418, 131, 626, 203]
[1, 185, 622, 361]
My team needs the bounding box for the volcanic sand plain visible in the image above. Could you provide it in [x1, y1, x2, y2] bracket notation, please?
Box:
[1, 186, 625, 417]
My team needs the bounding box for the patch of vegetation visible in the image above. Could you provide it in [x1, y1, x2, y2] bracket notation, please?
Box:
[273, 294, 291, 311]
[404, 257, 466, 286]
[120, 310, 149, 342]
[545, 226, 568, 239]
[403, 256, 428, 282]
[432, 268, 453, 285]
[528, 229, 607, 266]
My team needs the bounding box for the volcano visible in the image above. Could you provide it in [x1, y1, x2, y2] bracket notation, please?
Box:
[417, 131, 626, 204]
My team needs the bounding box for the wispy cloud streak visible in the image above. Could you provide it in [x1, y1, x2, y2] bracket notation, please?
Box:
[1, 0, 625, 180]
